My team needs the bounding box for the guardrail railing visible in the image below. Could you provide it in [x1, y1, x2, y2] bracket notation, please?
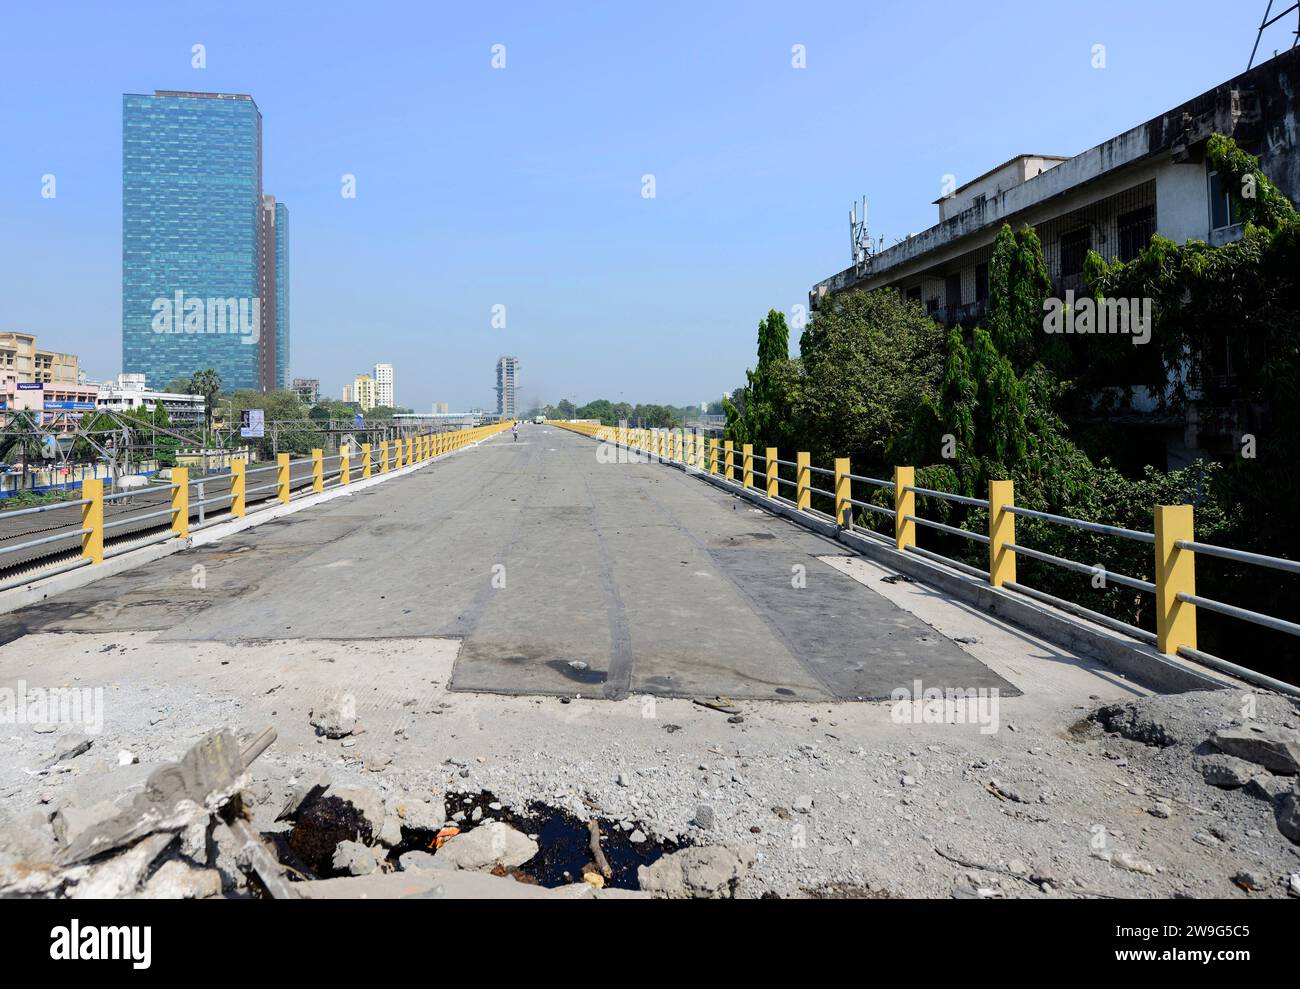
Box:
[547, 420, 1300, 694]
[0, 421, 513, 585]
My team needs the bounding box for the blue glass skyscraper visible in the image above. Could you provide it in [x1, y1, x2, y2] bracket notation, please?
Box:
[122, 91, 287, 392]
[275, 201, 290, 389]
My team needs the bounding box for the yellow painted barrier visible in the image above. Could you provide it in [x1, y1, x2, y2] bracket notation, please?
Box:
[709, 439, 719, 475]
[231, 459, 246, 518]
[341, 451, 350, 486]
[380, 441, 390, 473]
[81, 477, 103, 564]
[724, 440, 734, 481]
[1155, 505, 1197, 655]
[277, 453, 291, 504]
[894, 466, 915, 551]
[834, 458, 850, 527]
[362, 443, 371, 480]
[170, 467, 189, 539]
[988, 480, 1016, 587]
[311, 449, 324, 493]
[766, 448, 778, 497]
[796, 452, 810, 511]
[742, 444, 753, 489]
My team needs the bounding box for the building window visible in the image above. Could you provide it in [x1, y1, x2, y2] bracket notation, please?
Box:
[1059, 227, 1091, 277]
[1208, 169, 1244, 231]
[975, 263, 989, 302]
[1117, 205, 1155, 262]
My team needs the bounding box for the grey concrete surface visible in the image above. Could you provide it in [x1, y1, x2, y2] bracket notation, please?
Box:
[0, 426, 1014, 703]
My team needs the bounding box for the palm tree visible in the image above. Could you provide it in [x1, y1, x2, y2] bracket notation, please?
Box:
[189, 368, 222, 443]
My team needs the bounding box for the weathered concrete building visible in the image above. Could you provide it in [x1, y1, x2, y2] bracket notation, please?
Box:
[810, 47, 1300, 468]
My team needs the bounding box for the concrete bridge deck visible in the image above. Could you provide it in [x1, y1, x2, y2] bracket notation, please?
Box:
[0, 425, 1013, 703]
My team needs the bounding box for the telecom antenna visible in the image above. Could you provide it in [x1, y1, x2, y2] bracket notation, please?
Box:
[1249, 1, 1300, 69]
[849, 195, 872, 269]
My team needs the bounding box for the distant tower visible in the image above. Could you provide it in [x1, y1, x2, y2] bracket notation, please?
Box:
[373, 362, 393, 407]
[495, 356, 519, 417]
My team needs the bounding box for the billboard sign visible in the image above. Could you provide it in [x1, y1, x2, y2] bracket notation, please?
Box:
[240, 409, 265, 439]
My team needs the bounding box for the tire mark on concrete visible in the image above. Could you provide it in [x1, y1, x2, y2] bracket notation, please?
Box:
[630, 466, 843, 698]
[578, 464, 635, 701]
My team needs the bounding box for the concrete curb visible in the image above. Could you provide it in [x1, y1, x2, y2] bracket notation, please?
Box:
[0, 436, 499, 617]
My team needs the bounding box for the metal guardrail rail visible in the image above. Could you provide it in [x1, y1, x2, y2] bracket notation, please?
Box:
[0, 422, 514, 591]
[548, 420, 1300, 696]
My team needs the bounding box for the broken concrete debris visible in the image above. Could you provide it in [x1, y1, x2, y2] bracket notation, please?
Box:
[1091, 692, 1300, 850]
[636, 845, 757, 899]
[0, 726, 734, 898]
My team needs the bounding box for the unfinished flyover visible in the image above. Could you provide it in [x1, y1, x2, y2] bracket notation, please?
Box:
[5, 418, 1300, 902]
[0, 418, 1294, 703]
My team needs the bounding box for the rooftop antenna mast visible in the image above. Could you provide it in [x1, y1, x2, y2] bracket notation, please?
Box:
[849, 195, 872, 270]
[1249, 0, 1300, 69]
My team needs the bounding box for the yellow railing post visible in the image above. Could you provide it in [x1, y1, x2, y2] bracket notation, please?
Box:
[796, 452, 810, 511]
[277, 453, 290, 504]
[362, 443, 371, 479]
[894, 466, 915, 550]
[724, 440, 734, 481]
[81, 477, 103, 564]
[340, 450, 350, 486]
[686, 432, 694, 467]
[1155, 505, 1197, 655]
[380, 441, 389, 473]
[709, 438, 719, 475]
[676, 430, 684, 463]
[834, 458, 851, 527]
[230, 459, 246, 518]
[766, 447, 778, 497]
[988, 480, 1016, 587]
[170, 467, 189, 539]
[406, 437, 413, 465]
[311, 449, 323, 493]
[742, 444, 753, 489]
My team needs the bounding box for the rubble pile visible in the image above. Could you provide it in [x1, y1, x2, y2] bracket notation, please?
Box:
[0, 725, 754, 900]
[1089, 690, 1300, 867]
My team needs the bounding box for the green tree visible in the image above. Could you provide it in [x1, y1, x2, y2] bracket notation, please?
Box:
[726, 309, 795, 447]
[986, 223, 1052, 373]
[792, 290, 944, 469]
[189, 368, 222, 439]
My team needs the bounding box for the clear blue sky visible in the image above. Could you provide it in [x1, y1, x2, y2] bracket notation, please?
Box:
[0, 1, 1290, 411]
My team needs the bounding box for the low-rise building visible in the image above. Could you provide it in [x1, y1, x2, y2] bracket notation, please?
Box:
[0, 332, 96, 424]
[809, 47, 1300, 467]
[95, 373, 206, 426]
[0, 331, 81, 387]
